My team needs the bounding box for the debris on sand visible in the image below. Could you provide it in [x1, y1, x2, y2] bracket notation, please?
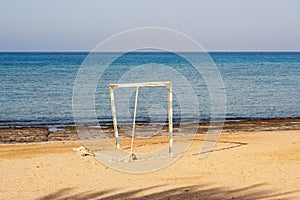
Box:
[73, 146, 95, 156]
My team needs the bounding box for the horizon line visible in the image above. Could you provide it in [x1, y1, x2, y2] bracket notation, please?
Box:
[1, 50, 300, 53]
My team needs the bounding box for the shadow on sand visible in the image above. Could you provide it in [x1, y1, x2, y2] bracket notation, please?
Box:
[37, 183, 299, 200]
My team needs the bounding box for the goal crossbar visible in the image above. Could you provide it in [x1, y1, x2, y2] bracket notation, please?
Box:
[109, 81, 173, 157]
[109, 81, 170, 88]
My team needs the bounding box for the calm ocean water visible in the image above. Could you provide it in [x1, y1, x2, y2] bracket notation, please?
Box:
[0, 52, 299, 127]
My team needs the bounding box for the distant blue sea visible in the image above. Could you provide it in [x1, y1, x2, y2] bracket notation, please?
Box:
[0, 52, 300, 127]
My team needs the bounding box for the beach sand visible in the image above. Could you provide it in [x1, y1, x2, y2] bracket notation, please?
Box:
[0, 128, 299, 199]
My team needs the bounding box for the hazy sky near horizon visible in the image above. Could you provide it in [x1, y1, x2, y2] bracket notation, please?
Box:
[1, 0, 299, 51]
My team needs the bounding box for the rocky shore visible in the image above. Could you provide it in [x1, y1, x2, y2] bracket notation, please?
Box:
[1, 117, 300, 143]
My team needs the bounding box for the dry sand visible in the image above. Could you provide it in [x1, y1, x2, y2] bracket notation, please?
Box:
[0, 130, 299, 199]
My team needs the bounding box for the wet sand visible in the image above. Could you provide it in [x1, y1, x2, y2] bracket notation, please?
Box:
[0, 119, 300, 199]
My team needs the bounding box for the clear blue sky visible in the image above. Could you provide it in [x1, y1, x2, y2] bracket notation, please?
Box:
[1, 0, 299, 51]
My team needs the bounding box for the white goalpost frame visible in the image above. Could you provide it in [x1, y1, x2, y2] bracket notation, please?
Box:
[109, 81, 173, 157]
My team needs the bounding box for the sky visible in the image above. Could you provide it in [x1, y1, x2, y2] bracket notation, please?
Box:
[0, 0, 299, 51]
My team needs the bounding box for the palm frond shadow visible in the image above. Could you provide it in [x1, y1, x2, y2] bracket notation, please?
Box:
[37, 183, 299, 200]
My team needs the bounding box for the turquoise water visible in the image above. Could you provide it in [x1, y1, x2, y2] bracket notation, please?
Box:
[0, 52, 299, 126]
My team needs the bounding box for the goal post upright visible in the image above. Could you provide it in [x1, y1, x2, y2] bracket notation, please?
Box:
[168, 82, 173, 157]
[108, 81, 173, 157]
[109, 87, 120, 149]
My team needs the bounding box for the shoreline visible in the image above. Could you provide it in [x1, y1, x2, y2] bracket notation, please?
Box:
[1, 117, 300, 143]
[1, 116, 300, 128]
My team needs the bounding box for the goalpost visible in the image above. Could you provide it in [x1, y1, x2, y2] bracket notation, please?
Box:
[109, 81, 173, 157]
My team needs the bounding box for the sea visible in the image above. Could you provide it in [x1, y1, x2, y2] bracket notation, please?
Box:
[0, 52, 299, 127]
